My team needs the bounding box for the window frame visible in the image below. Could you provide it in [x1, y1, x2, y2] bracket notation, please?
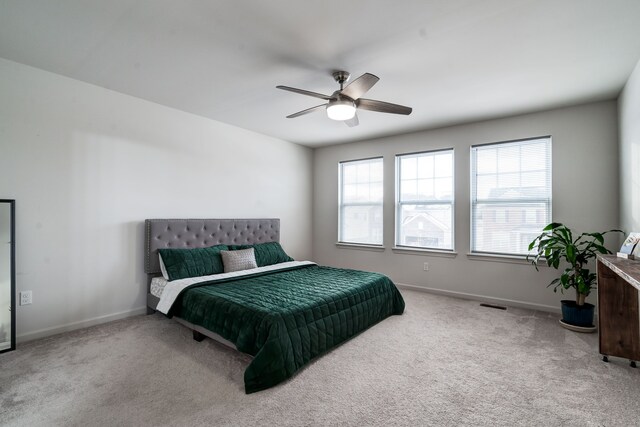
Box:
[470, 136, 552, 257]
[337, 156, 384, 246]
[395, 148, 455, 252]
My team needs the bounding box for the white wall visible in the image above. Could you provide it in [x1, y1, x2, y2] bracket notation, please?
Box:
[0, 58, 313, 341]
[619, 59, 640, 233]
[313, 101, 619, 311]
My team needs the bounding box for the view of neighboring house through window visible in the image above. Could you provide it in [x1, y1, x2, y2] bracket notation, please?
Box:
[471, 136, 552, 256]
[396, 149, 454, 250]
[338, 157, 384, 245]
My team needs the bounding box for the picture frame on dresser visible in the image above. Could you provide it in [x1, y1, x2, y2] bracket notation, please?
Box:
[617, 232, 640, 260]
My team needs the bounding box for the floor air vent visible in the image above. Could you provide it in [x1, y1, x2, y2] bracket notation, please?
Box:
[480, 303, 507, 310]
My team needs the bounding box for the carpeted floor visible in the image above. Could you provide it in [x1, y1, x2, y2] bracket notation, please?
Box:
[1, 289, 639, 426]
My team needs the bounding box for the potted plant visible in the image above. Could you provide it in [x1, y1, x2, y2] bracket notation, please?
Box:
[527, 223, 622, 330]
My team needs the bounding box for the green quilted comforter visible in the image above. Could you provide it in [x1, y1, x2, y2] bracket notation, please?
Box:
[169, 264, 405, 393]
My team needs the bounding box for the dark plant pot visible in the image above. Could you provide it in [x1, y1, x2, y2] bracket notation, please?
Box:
[561, 300, 595, 327]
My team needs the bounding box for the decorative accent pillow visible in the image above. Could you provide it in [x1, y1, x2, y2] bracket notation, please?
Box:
[221, 248, 258, 273]
[158, 244, 228, 281]
[228, 242, 293, 267]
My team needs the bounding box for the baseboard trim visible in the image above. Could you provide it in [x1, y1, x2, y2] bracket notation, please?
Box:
[395, 283, 561, 314]
[17, 306, 148, 343]
[16, 287, 559, 342]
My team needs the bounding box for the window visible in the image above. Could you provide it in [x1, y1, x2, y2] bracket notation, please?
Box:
[396, 149, 454, 250]
[338, 157, 383, 245]
[471, 136, 552, 256]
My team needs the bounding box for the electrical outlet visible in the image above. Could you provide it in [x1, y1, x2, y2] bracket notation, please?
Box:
[423, 262, 429, 271]
[20, 290, 32, 305]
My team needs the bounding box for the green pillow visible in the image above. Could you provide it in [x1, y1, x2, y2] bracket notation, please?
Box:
[158, 244, 228, 281]
[228, 242, 293, 267]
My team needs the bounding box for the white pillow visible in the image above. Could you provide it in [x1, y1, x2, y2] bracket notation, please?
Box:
[158, 253, 169, 280]
[220, 248, 258, 273]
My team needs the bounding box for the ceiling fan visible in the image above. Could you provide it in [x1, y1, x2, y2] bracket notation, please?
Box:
[276, 71, 412, 127]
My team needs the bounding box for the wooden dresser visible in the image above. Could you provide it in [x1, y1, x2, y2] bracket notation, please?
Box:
[597, 255, 640, 367]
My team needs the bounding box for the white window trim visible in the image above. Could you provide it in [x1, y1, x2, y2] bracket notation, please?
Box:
[337, 156, 384, 246]
[466, 252, 549, 266]
[336, 242, 386, 252]
[469, 136, 552, 257]
[392, 246, 458, 258]
[395, 148, 455, 252]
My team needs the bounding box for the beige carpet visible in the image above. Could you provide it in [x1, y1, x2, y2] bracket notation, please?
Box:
[1, 289, 639, 426]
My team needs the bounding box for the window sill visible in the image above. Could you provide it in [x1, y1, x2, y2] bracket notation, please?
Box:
[335, 242, 386, 252]
[392, 246, 458, 258]
[466, 252, 546, 266]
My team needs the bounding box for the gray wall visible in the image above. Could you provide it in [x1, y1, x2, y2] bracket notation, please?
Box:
[619, 58, 640, 233]
[0, 58, 313, 341]
[313, 101, 619, 311]
[0, 51, 627, 339]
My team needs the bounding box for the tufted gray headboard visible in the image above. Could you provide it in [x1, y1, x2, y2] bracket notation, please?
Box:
[144, 218, 280, 275]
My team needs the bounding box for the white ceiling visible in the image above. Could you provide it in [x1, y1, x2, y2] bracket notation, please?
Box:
[1, 1, 640, 147]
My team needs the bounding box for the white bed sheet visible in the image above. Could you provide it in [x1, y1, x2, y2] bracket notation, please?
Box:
[155, 260, 316, 314]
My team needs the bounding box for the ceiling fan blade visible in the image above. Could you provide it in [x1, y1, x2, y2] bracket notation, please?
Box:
[276, 85, 332, 100]
[286, 104, 327, 118]
[356, 98, 412, 115]
[340, 73, 379, 100]
[344, 113, 359, 127]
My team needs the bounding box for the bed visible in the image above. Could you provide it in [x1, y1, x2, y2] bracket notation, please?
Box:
[145, 218, 405, 393]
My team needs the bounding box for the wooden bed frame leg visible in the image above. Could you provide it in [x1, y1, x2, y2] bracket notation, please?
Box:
[146, 307, 156, 315]
[193, 330, 206, 342]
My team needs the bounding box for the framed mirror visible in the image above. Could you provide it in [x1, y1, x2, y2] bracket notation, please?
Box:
[0, 199, 15, 353]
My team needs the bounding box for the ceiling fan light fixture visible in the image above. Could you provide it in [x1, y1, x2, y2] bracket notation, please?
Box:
[277, 71, 411, 126]
[326, 100, 356, 121]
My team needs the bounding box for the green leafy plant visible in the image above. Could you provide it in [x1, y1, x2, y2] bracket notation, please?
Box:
[527, 223, 622, 306]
